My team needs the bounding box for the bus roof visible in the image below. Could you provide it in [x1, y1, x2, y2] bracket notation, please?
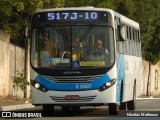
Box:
[34, 7, 139, 28]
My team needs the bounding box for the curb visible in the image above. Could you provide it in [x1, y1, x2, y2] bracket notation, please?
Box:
[137, 97, 160, 100]
[1, 104, 35, 111]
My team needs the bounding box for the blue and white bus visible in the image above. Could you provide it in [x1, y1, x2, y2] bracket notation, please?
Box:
[30, 7, 143, 114]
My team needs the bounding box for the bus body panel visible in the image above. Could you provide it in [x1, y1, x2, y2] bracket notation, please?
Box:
[31, 64, 118, 105]
[34, 74, 112, 90]
[123, 55, 143, 101]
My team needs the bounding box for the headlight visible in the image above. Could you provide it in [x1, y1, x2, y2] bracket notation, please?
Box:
[98, 79, 116, 92]
[106, 82, 111, 87]
[35, 83, 40, 88]
[31, 80, 48, 92]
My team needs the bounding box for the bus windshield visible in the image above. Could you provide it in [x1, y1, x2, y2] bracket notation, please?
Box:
[31, 25, 114, 69]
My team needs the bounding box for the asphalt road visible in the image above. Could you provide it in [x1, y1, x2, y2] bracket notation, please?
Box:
[1, 99, 160, 120]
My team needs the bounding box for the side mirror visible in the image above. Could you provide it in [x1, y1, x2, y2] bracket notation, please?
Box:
[120, 24, 126, 41]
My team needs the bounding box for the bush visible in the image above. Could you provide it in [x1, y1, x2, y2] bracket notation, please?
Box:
[11, 70, 29, 99]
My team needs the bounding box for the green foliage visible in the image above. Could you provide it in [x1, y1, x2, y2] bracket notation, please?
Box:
[0, 0, 14, 34]
[133, 0, 160, 64]
[11, 70, 29, 92]
[113, 0, 135, 18]
[65, 0, 114, 8]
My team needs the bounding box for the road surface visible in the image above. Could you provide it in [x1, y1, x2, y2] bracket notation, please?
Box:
[1, 99, 160, 120]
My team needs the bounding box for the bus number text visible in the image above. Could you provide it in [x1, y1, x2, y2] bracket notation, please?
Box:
[76, 84, 92, 89]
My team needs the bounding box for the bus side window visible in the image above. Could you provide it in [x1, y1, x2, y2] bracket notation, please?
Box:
[129, 27, 132, 55]
[137, 30, 141, 57]
[133, 29, 137, 56]
[115, 18, 126, 54]
[126, 26, 129, 55]
[115, 18, 120, 53]
[131, 27, 134, 56]
[122, 25, 126, 54]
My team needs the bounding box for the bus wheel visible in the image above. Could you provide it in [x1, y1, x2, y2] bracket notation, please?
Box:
[127, 84, 136, 110]
[108, 103, 118, 115]
[62, 106, 71, 113]
[43, 104, 54, 115]
[71, 106, 80, 112]
[119, 102, 126, 110]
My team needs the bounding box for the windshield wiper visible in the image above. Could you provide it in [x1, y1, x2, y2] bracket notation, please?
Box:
[80, 22, 97, 42]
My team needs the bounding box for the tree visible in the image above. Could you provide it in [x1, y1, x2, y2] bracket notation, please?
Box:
[61, 0, 113, 8]
[113, 0, 135, 18]
[133, 0, 160, 64]
[0, 0, 22, 41]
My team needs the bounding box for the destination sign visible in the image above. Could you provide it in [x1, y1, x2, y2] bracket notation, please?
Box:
[36, 11, 108, 22]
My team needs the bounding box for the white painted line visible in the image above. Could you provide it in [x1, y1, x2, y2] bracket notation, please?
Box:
[137, 97, 160, 100]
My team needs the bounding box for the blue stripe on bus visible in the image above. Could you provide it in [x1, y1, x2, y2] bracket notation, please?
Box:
[116, 54, 125, 102]
[35, 74, 111, 91]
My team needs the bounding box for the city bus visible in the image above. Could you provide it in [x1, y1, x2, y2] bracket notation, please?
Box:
[30, 7, 143, 115]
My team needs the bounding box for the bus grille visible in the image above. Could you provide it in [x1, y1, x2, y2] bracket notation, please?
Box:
[43, 75, 102, 83]
[49, 96, 96, 102]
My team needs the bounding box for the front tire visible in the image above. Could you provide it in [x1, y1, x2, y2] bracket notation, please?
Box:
[71, 106, 80, 112]
[62, 106, 71, 113]
[43, 104, 54, 115]
[108, 103, 118, 115]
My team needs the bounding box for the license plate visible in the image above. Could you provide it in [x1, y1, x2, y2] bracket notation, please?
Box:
[65, 95, 79, 100]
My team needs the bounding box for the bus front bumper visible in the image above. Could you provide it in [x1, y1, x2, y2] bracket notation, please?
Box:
[31, 84, 116, 106]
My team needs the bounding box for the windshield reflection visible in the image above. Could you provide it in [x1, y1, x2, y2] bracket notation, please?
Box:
[31, 26, 114, 69]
